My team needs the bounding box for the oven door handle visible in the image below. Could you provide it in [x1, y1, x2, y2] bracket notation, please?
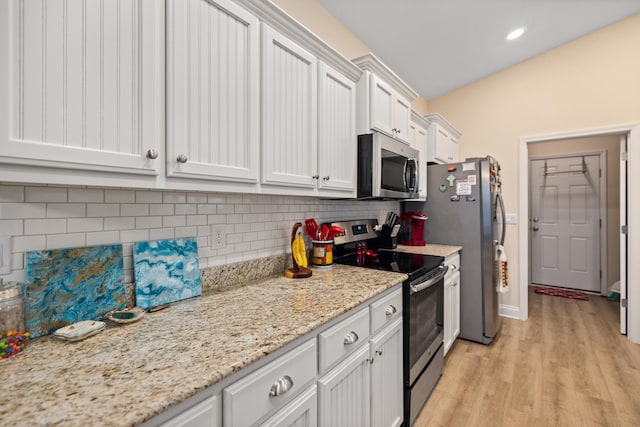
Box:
[409, 265, 448, 294]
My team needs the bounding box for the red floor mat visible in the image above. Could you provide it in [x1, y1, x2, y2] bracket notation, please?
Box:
[533, 285, 589, 301]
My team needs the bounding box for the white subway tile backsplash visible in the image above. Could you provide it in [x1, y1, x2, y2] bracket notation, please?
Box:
[121, 204, 150, 217]
[0, 184, 401, 284]
[25, 187, 67, 203]
[0, 186, 25, 202]
[47, 233, 86, 249]
[68, 188, 104, 203]
[105, 189, 136, 203]
[68, 218, 104, 232]
[149, 204, 174, 216]
[135, 191, 163, 204]
[46, 203, 86, 218]
[25, 219, 67, 235]
[0, 220, 23, 235]
[87, 204, 120, 217]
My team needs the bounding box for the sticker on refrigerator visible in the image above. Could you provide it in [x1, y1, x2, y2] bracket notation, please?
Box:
[439, 184, 447, 192]
[462, 162, 475, 171]
[446, 174, 456, 187]
[456, 181, 472, 195]
[467, 175, 477, 185]
[466, 195, 476, 202]
[450, 195, 460, 202]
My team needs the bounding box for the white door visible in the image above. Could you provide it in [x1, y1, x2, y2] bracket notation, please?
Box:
[370, 319, 403, 427]
[530, 155, 601, 291]
[620, 135, 628, 334]
[166, 0, 260, 183]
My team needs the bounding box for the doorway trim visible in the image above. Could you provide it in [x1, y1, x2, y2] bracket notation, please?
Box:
[519, 123, 640, 344]
[528, 151, 608, 295]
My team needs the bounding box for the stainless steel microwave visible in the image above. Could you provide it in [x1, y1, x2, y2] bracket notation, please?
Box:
[357, 132, 420, 199]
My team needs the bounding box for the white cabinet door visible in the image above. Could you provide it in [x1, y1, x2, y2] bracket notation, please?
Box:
[317, 62, 356, 194]
[262, 25, 317, 189]
[369, 75, 394, 137]
[370, 318, 403, 427]
[0, 0, 163, 176]
[444, 270, 461, 356]
[317, 344, 371, 427]
[433, 124, 453, 164]
[260, 385, 317, 427]
[166, 0, 259, 183]
[161, 394, 221, 427]
[392, 96, 411, 144]
[408, 118, 428, 201]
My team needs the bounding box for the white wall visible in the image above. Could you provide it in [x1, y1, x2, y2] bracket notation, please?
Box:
[0, 183, 399, 283]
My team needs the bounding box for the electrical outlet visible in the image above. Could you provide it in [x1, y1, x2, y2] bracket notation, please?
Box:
[0, 235, 10, 274]
[211, 225, 226, 249]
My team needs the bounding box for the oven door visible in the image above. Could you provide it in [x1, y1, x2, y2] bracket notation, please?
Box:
[405, 264, 447, 385]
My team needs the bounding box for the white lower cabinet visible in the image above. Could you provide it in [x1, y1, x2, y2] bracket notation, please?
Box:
[160, 395, 221, 427]
[370, 318, 403, 427]
[259, 385, 317, 427]
[318, 343, 371, 427]
[443, 252, 461, 356]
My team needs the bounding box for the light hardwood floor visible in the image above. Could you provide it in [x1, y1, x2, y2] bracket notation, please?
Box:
[415, 287, 640, 426]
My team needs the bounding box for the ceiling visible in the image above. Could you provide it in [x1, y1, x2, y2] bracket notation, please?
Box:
[316, 0, 640, 100]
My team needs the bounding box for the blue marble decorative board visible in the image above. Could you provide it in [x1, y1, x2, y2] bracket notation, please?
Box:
[133, 238, 201, 310]
[26, 244, 126, 338]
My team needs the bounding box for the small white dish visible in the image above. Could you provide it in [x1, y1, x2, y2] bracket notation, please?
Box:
[106, 307, 145, 324]
[53, 320, 106, 342]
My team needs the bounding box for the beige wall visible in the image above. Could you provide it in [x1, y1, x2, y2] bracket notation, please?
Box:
[428, 13, 640, 309]
[528, 135, 620, 290]
[273, 0, 429, 115]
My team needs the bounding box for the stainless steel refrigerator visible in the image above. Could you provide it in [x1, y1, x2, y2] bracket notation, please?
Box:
[405, 155, 506, 344]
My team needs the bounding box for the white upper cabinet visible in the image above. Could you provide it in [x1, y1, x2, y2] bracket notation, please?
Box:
[262, 24, 318, 189]
[0, 0, 163, 179]
[407, 111, 429, 201]
[425, 113, 461, 164]
[353, 53, 417, 145]
[317, 61, 357, 194]
[166, 0, 259, 183]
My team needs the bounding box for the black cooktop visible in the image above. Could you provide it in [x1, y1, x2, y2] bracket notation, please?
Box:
[334, 250, 443, 280]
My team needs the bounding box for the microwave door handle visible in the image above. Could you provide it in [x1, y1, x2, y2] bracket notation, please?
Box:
[402, 160, 408, 192]
[408, 158, 417, 191]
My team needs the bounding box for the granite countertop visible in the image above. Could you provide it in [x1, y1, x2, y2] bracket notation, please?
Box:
[0, 264, 406, 426]
[392, 243, 462, 258]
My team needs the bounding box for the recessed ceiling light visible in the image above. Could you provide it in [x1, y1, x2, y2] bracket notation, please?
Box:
[506, 27, 526, 41]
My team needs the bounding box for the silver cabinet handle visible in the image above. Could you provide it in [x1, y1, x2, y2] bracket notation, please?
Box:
[385, 305, 397, 316]
[323, 176, 330, 181]
[533, 218, 539, 223]
[376, 349, 383, 356]
[533, 226, 539, 232]
[312, 174, 319, 180]
[269, 375, 293, 397]
[176, 154, 188, 163]
[344, 331, 359, 345]
[146, 149, 158, 159]
[366, 358, 374, 364]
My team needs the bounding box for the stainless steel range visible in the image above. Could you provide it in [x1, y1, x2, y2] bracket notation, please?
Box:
[329, 219, 447, 426]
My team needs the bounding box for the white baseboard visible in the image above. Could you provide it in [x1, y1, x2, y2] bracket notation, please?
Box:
[499, 304, 521, 320]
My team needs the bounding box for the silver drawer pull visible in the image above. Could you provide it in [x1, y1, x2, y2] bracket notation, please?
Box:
[269, 375, 293, 397]
[385, 305, 397, 316]
[176, 154, 188, 163]
[146, 148, 158, 159]
[344, 331, 359, 345]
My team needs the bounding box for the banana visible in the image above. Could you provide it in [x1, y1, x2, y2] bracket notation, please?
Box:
[292, 233, 308, 268]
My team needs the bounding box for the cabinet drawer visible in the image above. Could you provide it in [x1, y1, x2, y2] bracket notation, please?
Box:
[370, 287, 403, 334]
[445, 253, 460, 278]
[318, 308, 369, 373]
[223, 340, 317, 427]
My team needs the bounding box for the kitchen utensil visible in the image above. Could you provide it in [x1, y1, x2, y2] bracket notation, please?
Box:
[320, 224, 330, 240]
[285, 223, 312, 278]
[311, 239, 333, 267]
[328, 225, 345, 240]
[304, 218, 319, 239]
[133, 238, 201, 310]
[26, 244, 126, 338]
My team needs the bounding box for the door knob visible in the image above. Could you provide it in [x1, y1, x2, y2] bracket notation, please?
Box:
[176, 154, 188, 164]
[532, 226, 539, 232]
[532, 218, 539, 223]
[146, 149, 158, 159]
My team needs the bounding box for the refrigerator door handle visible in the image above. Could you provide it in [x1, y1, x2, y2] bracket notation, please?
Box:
[497, 192, 506, 246]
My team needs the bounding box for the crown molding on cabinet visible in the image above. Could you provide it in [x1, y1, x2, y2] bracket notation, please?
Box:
[424, 113, 461, 139]
[352, 52, 418, 102]
[236, 0, 362, 81]
[411, 110, 430, 129]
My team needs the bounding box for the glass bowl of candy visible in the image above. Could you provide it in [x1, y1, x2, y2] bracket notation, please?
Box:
[0, 331, 29, 359]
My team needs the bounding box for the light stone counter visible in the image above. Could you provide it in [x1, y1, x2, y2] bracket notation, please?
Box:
[0, 264, 406, 426]
[391, 243, 462, 258]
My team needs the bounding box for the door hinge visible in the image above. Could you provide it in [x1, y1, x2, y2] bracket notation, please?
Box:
[621, 151, 629, 161]
[622, 225, 629, 235]
[621, 298, 628, 308]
